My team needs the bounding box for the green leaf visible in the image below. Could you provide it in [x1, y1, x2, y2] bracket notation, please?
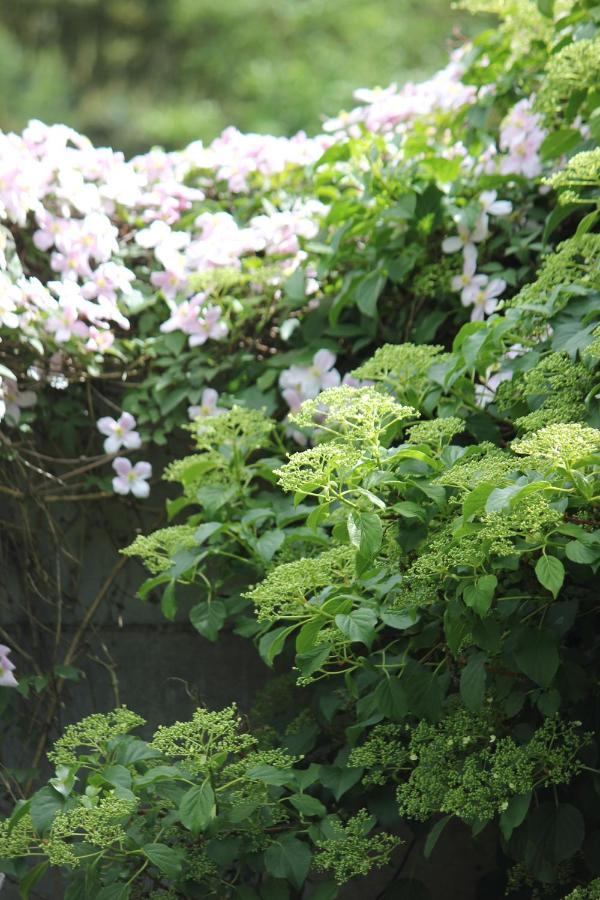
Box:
[499, 793, 531, 842]
[259, 624, 297, 666]
[536, 0, 554, 15]
[525, 803, 584, 874]
[142, 843, 185, 879]
[515, 628, 559, 688]
[565, 540, 599, 564]
[539, 128, 581, 161]
[460, 653, 487, 711]
[296, 643, 331, 677]
[30, 787, 64, 834]
[264, 836, 312, 890]
[256, 530, 285, 562]
[288, 793, 327, 817]
[535, 555, 565, 598]
[189, 600, 227, 642]
[319, 764, 363, 800]
[347, 511, 383, 560]
[354, 270, 386, 317]
[463, 575, 497, 617]
[247, 764, 295, 787]
[462, 482, 495, 520]
[95, 886, 131, 900]
[161, 581, 177, 621]
[402, 660, 442, 721]
[424, 815, 452, 859]
[179, 780, 216, 834]
[335, 608, 377, 646]
[194, 522, 222, 544]
[374, 677, 408, 720]
[19, 861, 50, 900]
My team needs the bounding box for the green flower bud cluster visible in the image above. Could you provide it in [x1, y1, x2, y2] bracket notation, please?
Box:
[123, 525, 198, 575]
[289, 385, 415, 443]
[314, 809, 400, 884]
[48, 708, 146, 767]
[348, 724, 408, 785]
[244, 546, 355, 621]
[352, 342, 448, 404]
[150, 704, 256, 771]
[497, 353, 594, 433]
[510, 235, 600, 313]
[512, 423, 600, 466]
[537, 36, 600, 122]
[546, 148, 600, 199]
[189, 406, 273, 454]
[275, 442, 363, 496]
[562, 879, 600, 900]
[395, 712, 588, 825]
[407, 416, 465, 448]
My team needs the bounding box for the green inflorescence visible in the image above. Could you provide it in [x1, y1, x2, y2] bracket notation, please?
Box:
[289, 385, 416, 442]
[512, 422, 600, 465]
[122, 525, 199, 575]
[348, 724, 408, 785]
[496, 352, 594, 433]
[150, 704, 256, 772]
[244, 546, 356, 621]
[537, 36, 600, 122]
[189, 405, 274, 454]
[48, 708, 146, 767]
[396, 712, 588, 824]
[275, 442, 363, 495]
[314, 809, 401, 884]
[352, 343, 449, 402]
[407, 416, 465, 447]
[510, 235, 600, 312]
[561, 879, 600, 900]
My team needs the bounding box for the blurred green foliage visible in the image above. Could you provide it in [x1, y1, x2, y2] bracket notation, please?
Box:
[0, 0, 470, 152]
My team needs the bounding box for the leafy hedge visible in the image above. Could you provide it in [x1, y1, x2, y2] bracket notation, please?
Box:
[0, 0, 600, 898]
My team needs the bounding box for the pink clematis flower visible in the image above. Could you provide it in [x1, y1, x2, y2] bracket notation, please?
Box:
[479, 190, 512, 217]
[279, 349, 341, 410]
[442, 213, 489, 255]
[112, 457, 152, 498]
[188, 388, 226, 420]
[97, 412, 142, 454]
[462, 277, 507, 321]
[451, 245, 488, 303]
[0, 645, 17, 688]
[86, 326, 115, 353]
[2, 378, 36, 425]
[188, 306, 228, 347]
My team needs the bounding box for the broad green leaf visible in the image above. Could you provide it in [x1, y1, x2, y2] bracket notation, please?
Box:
[335, 608, 377, 646]
[179, 781, 216, 834]
[259, 624, 297, 666]
[565, 540, 599, 564]
[288, 793, 327, 817]
[424, 814, 452, 859]
[19, 861, 49, 900]
[143, 843, 185, 879]
[460, 653, 486, 711]
[264, 836, 312, 890]
[515, 628, 559, 688]
[161, 581, 177, 621]
[347, 511, 383, 560]
[30, 787, 64, 834]
[189, 600, 227, 642]
[354, 270, 386, 317]
[500, 792, 531, 841]
[463, 575, 497, 617]
[374, 677, 408, 720]
[535, 555, 564, 598]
